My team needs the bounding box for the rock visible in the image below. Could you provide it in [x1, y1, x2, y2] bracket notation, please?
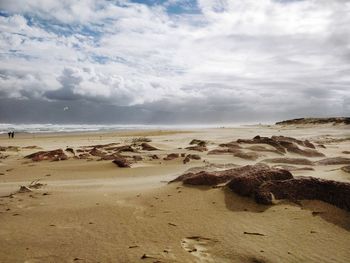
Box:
[233, 151, 260, 161]
[279, 141, 324, 157]
[78, 153, 90, 159]
[141, 143, 159, 151]
[341, 166, 350, 173]
[237, 136, 286, 153]
[163, 153, 179, 160]
[263, 158, 313, 166]
[227, 168, 293, 197]
[276, 117, 350, 126]
[189, 139, 207, 146]
[314, 157, 350, 165]
[246, 145, 283, 155]
[208, 148, 241, 155]
[181, 153, 186, 157]
[65, 147, 75, 155]
[183, 154, 201, 164]
[218, 141, 242, 148]
[271, 135, 315, 149]
[112, 156, 131, 168]
[185, 145, 208, 152]
[254, 177, 350, 211]
[342, 151, 350, 154]
[237, 135, 324, 157]
[149, 154, 159, 160]
[171, 163, 271, 186]
[25, 149, 68, 162]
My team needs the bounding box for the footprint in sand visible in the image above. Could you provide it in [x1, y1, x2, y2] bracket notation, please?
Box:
[181, 236, 218, 262]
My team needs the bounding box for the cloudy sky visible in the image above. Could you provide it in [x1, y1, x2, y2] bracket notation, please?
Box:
[0, 0, 349, 124]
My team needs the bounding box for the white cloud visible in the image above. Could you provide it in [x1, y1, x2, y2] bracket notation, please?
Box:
[0, 0, 349, 121]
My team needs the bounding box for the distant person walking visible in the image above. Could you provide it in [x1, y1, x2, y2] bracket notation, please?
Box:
[8, 131, 11, 139]
[11, 131, 15, 138]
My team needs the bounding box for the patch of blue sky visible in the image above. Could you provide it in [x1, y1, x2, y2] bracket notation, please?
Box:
[130, 0, 200, 14]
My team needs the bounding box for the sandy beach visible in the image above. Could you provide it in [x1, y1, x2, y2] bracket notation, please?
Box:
[0, 124, 350, 263]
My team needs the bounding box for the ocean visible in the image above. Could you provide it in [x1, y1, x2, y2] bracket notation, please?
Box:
[0, 123, 253, 134]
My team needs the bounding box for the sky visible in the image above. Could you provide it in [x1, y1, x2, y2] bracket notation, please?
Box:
[0, 0, 349, 124]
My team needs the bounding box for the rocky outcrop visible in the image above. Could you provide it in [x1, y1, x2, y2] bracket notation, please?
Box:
[141, 143, 159, 151]
[263, 158, 313, 166]
[246, 145, 283, 155]
[254, 177, 350, 211]
[112, 156, 131, 168]
[237, 135, 324, 157]
[183, 154, 201, 164]
[276, 117, 350, 126]
[189, 139, 207, 146]
[227, 168, 293, 197]
[171, 163, 271, 186]
[314, 157, 350, 165]
[237, 136, 286, 153]
[233, 151, 260, 161]
[164, 153, 179, 161]
[218, 141, 241, 148]
[65, 147, 75, 155]
[25, 149, 68, 162]
[208, 148, 241, 155]
[185, 145, 208, 152]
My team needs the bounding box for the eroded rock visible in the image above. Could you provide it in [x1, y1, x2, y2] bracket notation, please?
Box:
[314, 157, 350, 165]
[164, 153, 179, 161]
[141, 143, 159, 151]
[254, 177, 350, 211]
[25, 149, 68, 162]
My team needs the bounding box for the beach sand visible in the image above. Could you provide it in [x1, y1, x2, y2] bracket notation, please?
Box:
[0, 124, 349, 262]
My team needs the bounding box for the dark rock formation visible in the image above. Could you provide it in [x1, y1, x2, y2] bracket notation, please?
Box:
[189, 139, 207, 146]
[246, 145, 283, 155]
[164, 153, 179, 160]
[183, 154, 201, 164]
[25, 149, 68, 162]
[112, 156, 131, 168]
[237, 136, 286, 153]
[185, 145, 208, 152]
[263, 158, 313, 166]
[141, 143, 159, 151]
[314, 157, 350, 165]
[276, 117, 350, 125]
[254, 177, 350, 211]
[65, 147, 75, 155]
[342, 151, 350, 154]
[149, 154, 159, 160]
[208, 148, 241, 155]
[227, 168, 293, 197]
[233, 151, 260, 161]
[237, 135, 324, 157]
[170, 163, 270, 186]
[271, 135, 315, 149]
[218, 141, 241, 148]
